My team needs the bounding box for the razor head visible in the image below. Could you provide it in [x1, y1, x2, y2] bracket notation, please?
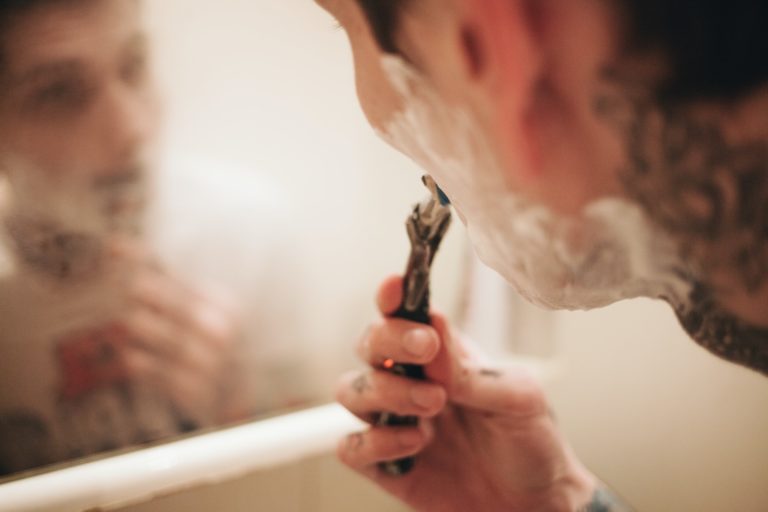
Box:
[400, 177, 453, 313]
[421, 175, 451, 206]
[411, 176, 452, 243]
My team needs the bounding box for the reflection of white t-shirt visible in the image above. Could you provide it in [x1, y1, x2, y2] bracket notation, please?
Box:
[0, 153, 311, 476]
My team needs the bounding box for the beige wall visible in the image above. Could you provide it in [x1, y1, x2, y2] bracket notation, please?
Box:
[548, 300, 768, 512]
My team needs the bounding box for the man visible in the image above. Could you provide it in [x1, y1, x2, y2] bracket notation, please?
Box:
[0, 0, 308, 476]
[323, 0, 767, 510]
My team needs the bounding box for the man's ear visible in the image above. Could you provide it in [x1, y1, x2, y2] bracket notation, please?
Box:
[454, 0, 544, 177]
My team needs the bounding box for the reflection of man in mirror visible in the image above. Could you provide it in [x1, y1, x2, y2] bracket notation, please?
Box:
[325, 0, 768, 510]
[0, 0, 308, 476]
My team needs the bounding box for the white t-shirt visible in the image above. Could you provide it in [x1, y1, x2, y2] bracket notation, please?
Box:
[0, 154, 312, 476]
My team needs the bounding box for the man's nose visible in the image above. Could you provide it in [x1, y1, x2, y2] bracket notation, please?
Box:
[96, 83, 156, 163]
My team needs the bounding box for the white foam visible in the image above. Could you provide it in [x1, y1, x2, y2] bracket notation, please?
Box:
[377, 55, 692, 311]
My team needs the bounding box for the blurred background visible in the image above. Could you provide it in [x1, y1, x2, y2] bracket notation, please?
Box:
[0, 1, 766, 511]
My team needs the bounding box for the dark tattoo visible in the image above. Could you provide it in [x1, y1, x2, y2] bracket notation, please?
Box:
[578, 486, 635, 512]
[594, 68, 768, 292]
[674, 283, 768, 376]
[479, 368, 503, 378]
[595, 68, 768, 377]
[352, 373, 372, 394]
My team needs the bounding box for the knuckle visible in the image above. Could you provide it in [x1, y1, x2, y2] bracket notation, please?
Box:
[335, 370, 362, 403]
[419, 386, 447, 416]
[337, 433, 364, 467]
[406, 385, 445, 416]
[336, 439, 351, 465]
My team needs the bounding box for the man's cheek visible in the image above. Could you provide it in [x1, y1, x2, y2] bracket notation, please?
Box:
[346, 36, 405, 131]
[11, 129, 85, 174]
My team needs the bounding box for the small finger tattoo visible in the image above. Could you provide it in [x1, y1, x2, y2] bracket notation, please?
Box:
[479, 368, 503, 378]
[352, 373, 372, 394]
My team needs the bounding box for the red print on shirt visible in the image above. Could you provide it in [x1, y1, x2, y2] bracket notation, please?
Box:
[56, 324, 131, 400]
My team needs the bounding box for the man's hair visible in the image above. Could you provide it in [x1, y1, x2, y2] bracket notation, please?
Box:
[0, 0, 111, 78]
[0, 0, 75, 72]
[0, 0, 60, 27]
[357, 0, 768, 105]
[619, 0, 768, 104]
[356, 0, 405, 55]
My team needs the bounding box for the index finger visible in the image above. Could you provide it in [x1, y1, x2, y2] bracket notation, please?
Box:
[358, 318, 440, 367]
[376, 275, 404, 316]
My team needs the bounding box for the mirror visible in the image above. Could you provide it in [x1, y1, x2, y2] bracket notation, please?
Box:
[0, 0, 477, 480]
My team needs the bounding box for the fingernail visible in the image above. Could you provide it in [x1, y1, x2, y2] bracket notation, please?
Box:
[397, 429, 422, 448]
[404, 330, 434, 357]
[410, 386, 442, 409]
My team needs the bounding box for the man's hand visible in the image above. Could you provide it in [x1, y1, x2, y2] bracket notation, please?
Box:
[110, 239, 243, 426]
[336, 276, 596, 512]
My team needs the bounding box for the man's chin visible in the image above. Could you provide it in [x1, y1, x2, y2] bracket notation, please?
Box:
[3, 212, 142, 281]
[500, 272, 636, 312]
[10, 228, 106, 281]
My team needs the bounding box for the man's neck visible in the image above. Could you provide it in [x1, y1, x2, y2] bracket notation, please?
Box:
[716, 281, 768, 330]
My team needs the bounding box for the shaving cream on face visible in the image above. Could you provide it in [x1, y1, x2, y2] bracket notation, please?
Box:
[377, 55, 692, 310]
[1, 153, 149, 279]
